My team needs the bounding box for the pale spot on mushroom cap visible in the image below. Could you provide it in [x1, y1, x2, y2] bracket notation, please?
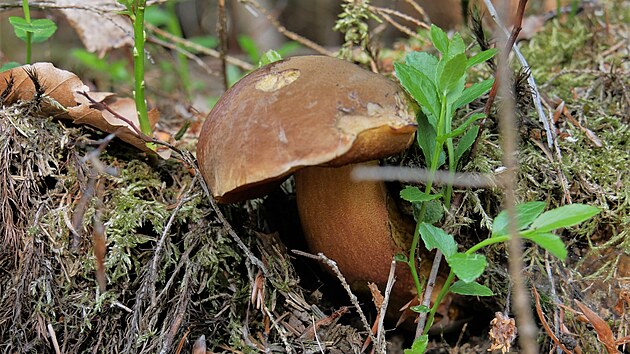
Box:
[255, 69, 300, 92]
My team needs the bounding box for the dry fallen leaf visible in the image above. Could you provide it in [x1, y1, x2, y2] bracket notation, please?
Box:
[574, 299, 620, 354]
[0, 62, 171, 159]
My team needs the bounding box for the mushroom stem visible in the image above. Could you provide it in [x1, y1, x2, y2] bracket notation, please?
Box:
[294, 161, 418, 308]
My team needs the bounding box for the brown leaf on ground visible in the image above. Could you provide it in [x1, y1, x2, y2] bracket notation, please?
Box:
[574, 300, 620, 354]
[0, 63, 171, 159]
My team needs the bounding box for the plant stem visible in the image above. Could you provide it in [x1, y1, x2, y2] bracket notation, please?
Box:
[407, 100, 448, 304]
[132, 0, 152, 141]
[422, 270, 455, 334]
[22, 0, 31, 64]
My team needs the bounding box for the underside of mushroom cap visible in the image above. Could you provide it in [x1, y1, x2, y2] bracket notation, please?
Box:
[196, 55, 416, 203]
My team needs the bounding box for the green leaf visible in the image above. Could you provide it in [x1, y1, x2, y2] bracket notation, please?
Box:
[410, 305, 430, 313]
[413, 199, 444, 224]
[437, 53, 467, 96]
[452, 78, 494, 110]
[277, 41, 301, 57]
[237, 35, 260, 63]
[404, 335, 428, 354]
[449, 280, 494, 296]
[400, 186, 442, 203]
[0, 62, 21, 72]
[430, 24, 449, 54]
[447, 253, 486, 283]
[144, 6, 172, 27]
[395, 63, 439, 119]
[446, 32, 466, 58]
[419, 223, 458, 258]
[530, 204, 600, 233]
[522, 232, 567, 260]
[415, 111, 438, 163]
[9, 17, 57, 43]
[493, 201, 547, 237]
[454, 125, 479, 164]
[440, 113, 485, 141]
[258, 50, 282, 67]
[467, 48, 498, 68]
[188, 35, 219, 50]
[394, 253, 408, 262]
[405, 51, 438, 82]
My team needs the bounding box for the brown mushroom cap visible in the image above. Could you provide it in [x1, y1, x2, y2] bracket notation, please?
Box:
[196, 55, 416, 203]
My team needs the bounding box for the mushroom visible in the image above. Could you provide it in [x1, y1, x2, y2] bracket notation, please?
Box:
[197, 55, 440, 316]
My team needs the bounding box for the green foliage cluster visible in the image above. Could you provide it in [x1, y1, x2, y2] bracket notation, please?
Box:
[394, 25, 601, 353]
[4, 0, 57, 69]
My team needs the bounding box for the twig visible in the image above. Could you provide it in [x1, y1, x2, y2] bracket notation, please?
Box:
[292, 249, 378, 346]
[262, 306, 294, 354]
[482, 0, 556, 151]
[471, 0, 528, 158]
[237, 0, 335, 57]
[493, 2, 539, 351]
[311, 316, 325, 354]
[545, 255, 563, 354]
[47, 323, 61, 354]
[190, 157, 270, 277]
[147, 35, 218, 77]
[402, 0, 430, 22]
[351, 165, 502, 188]
[415, 250, 443, 337]
[148, 179, 198, 306]
[159, 262, 192, 354]
[146, 24, 254, 71]
[217, 0, 229, 91]
[376, 259, 397, 354]
[532, 286, 573, 354]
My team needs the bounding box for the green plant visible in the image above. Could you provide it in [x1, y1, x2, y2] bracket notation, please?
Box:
[71, 49, 130, 84]
[401, 202, 600, 353]
[118, 0, 153, 145]
[8, 0, 57, 64]
[237, 34, 300, 67]
[394, 24, 496, 315]
[395, 25, 601, 353]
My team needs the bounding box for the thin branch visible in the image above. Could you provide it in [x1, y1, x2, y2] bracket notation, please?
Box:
[237, 0, 335, 57]
[493, 1, 539, 351]
[351, 165, 502, 188]
[292, 249, 378, 346]
[482, 0, 556, 150]
[376, 259, 397, 353]
[146, 24, 254, 71]
[217, 0, 229, 91]
[415, 250, 443, 337]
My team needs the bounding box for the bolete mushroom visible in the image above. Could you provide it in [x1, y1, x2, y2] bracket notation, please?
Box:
[197, 55, 440, 317]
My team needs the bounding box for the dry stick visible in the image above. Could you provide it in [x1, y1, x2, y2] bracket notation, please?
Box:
[47, 323, 61, 354]
[147, 35, 218, 77]
[402, 0, 430, 22]
[532, 286, 573, 354]
[373, 10, 423, 40]
[147, 180, 198, 306]
[292, 249, 378, 346]
[544, 255, 563, 354]
[217, 0, 229, 91]
[237, 0, 335, 57]
[494, 10, 539, 353]
[370, 6, 430, 30]
[351, 165, 502, 189]
[262, 306, 294, 354]
[482, 0, 557, 151]
[471, 0, 528, 158]
[376, 259, 397, 354]
[146, 24, 254, 71]
[159, 263, 192, 354]
[415, 250, 444, 337]
[191, 160, 270, 278]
